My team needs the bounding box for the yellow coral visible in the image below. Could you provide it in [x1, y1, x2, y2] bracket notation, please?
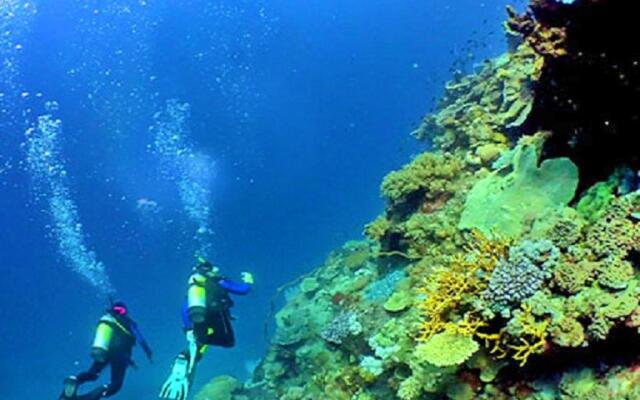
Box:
[416, 231, 510, 341]
[506, 304, 549, 366]
[412, 231, 559, 368]
[415, 332, 480, 367]
[476, 330, 509, 360]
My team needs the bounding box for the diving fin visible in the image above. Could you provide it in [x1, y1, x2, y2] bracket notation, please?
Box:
[159, 354, 194, 400]
[59, 376, 78, 399]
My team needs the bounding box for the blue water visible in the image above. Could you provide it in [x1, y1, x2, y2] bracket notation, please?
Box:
[0, 1, 524, 398]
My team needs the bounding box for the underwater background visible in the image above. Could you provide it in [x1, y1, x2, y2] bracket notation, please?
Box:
[0, 1, 523, 398]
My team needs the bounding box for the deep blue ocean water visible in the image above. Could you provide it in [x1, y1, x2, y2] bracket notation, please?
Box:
[0, 1, 525, 398]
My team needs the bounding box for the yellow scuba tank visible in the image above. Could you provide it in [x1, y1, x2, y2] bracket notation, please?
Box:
[91, 315, 115, 363]
[188, 274, 207, 323]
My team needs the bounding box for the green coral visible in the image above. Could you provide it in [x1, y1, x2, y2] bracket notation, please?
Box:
[381, 151, 466, 206]
[597, 256, 635, 290]
[551, 259, 597, 294]
[195, 376, 239, 400]
[576, 175, 620, 224]
[531, 207, 585, 249]
[567, 283, 639, 340]
[383, 289, 412, 313]
[585, 196, 639, 260]
[414, 44, 543, 151]
[300, 277, 320, 294]
[559, 369, 611, 400]
[550, 316, 585, 347]
[402, 199, 463, 258]
[415, 332, 479, 367]
[459, 143, 579, 238]
[397, 375, 423, 400]
[364, 216, 391, 242]
[466, 350, 507, 383]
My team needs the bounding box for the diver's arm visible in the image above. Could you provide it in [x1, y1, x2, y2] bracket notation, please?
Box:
[181, 301, 193, 330]
[219, 278, 252, 295]
[131, 323, 153, 363]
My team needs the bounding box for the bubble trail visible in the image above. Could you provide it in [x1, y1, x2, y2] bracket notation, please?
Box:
[25, 114, 114, 295]
[151, 99, 215, 257]
[0, 0, 37, 126]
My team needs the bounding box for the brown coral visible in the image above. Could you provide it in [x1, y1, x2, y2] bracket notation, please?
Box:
[381, 151, 467, 210]
[506, 5, 568, 58]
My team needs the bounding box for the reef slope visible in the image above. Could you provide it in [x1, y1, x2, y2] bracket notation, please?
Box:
[197, 1, 640, 398]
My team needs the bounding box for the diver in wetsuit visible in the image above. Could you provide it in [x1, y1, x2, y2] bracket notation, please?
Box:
[60, 301, 153, 400]
[159, 257, 253, 400]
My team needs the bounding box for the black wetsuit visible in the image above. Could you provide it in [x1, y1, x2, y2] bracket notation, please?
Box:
[182, 275, 251, 351]
[73, 312, 151, 400]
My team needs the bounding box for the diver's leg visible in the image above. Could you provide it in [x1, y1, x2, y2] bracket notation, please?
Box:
[207, 311, 235, 348]
[102, 359, 127, 397]
[77, 361, 107, 383]
[74, 386, 108, 400]
[60, 362, 107, 399]
[73, 360, 127, 400]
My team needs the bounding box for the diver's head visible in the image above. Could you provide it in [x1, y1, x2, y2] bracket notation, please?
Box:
[195, 256, 219, 276]
[110, 301, 129, 316]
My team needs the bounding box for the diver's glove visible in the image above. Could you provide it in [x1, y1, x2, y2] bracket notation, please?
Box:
[186, 330, 198, 374]
[159, 354, 191, 400]
[241, 272, 254, 285]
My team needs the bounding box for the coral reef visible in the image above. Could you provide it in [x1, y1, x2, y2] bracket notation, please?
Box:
[484, 240, 559, 316]
[415, 332, 479, 367]
[412, 43, 543, 155]
[459, 142, 579, 238]
[196, 1, 640, 399]
[320, 312, 363, 345]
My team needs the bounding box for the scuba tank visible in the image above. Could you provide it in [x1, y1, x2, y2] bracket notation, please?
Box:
[187, 273, 207, 323]
[91, 315, 115, 363]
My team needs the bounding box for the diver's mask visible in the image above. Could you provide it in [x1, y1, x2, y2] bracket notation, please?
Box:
[195, 256, 219, 277]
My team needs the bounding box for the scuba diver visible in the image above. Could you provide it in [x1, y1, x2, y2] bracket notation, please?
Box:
[59, 301, 153, 400]
[159, 257, 253, 400]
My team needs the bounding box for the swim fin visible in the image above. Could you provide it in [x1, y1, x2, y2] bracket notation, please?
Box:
[58, 376, 78, 399]
[159, 354, 193, 400]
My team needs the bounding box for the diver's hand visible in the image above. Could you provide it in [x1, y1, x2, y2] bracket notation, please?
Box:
[241, 272, 254, 285]
[159, 355, 190, 400]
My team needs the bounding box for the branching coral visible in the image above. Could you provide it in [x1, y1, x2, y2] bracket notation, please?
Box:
[484, 240, 559, 315]
[504, 304, 549, 366]
[417, 231, 510, 341]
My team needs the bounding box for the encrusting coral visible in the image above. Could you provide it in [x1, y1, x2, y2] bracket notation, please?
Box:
[196, 1, 640, 398]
